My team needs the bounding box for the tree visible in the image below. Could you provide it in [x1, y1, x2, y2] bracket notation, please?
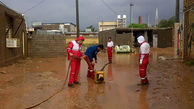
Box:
[159, 16, 175, 28]
[86, 25, 97, 32]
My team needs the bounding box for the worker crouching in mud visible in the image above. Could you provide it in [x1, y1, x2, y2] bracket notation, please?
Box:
[67, 36, 85, 87]
[83, 44, 104, 79]
[137, 36, 150, 85]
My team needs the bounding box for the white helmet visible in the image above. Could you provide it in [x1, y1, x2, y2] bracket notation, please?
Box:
[137, 36, 145, 44]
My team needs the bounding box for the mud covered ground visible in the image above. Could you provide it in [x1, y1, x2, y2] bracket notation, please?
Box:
[0, 48, 193, 109]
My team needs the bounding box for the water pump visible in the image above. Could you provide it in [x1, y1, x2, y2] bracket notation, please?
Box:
[94, 63, 110, 83]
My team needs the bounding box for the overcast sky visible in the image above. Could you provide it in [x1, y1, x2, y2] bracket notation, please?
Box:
[2, 0, 183, 30]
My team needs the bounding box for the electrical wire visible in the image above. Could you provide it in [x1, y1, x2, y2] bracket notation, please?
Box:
[23, 0, 45, 14]
[0, 0, 9, 8]
[0, 0, 21, 15]
[0, 0, 6, 6]
[99, 0, 118, 15]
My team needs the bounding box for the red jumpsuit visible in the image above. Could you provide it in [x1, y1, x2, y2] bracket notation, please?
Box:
[84, 56, 95, 79]
[107, 41, 114, 63]
[83, 45, 99, 79]
[67, 37, 83, 85]
[139, 41, 150, 84]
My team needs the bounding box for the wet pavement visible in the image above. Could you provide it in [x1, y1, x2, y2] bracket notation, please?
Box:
[0, 48, 194, 109]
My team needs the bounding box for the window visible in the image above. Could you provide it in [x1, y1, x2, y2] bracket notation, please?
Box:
[6, 16, 14, 38]
[6, 26, 13, 38]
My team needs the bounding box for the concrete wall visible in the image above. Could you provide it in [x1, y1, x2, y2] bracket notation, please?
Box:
[66, 37, 98, 45]
[0, 4, 27, 65]
[98, 29, 116, 47]
[153, 28, 173, 48]
[99, 29, 136, 48]
[65, 32, 98, 38]
[29, 35, 65, 57]
[99, 28, 173, 48]
[115, 33, 132, 47]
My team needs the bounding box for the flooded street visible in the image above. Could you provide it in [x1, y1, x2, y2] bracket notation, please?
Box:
[0, 48, 194, 109]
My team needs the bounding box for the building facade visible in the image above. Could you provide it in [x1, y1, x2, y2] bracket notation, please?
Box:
[64, 23, 76, 32]
[98, 22, 117, 32]
[183, 0, 194, 58]
[32, 22, 76, 34]
[0, 3, 28, 65]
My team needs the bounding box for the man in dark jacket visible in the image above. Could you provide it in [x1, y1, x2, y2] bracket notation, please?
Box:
[84, 44, 104, 79]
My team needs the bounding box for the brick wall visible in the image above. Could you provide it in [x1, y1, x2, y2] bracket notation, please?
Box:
[99, 28, 173, 48]
[99, 29, 116, 47]
[115, 33, 132, 46]
[153, 28, 173, 48]
[29, 34, 65, 57]
[99, 29, 133, 47]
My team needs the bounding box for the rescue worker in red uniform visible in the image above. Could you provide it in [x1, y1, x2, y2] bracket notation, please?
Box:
[83, 44, 104, 79]
[137, 36, 150, 85]
[107, 37, 114, 63]
[67, 36, 85, 87]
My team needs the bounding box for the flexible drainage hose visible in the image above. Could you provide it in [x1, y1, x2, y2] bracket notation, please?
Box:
[25, 56, 109, 109]
[25, 57, 73, 109]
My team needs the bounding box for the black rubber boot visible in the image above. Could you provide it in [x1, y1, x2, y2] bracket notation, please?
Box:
[68, 84, 73, 87]
[142, 82, 149, 85]
[74, 81, 80, 84]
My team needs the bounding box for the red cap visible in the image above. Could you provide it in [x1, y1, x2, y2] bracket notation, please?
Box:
[76, 36, 85, 41]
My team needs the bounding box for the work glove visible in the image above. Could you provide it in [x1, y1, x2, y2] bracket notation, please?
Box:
[92, 61, 95, 65]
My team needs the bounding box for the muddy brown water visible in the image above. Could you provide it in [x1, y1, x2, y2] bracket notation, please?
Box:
[0, 48, 193, 109]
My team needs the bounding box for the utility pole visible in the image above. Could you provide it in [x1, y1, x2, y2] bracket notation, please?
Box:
[130, 3, 134, 25]
[147, 15, 150, 27]
[102, 20, 103, 31]
[130, 3, 134, 47]
[76, 0, 80, 37]
[155, 8, 159, 27]
[175, 0, 180, 22]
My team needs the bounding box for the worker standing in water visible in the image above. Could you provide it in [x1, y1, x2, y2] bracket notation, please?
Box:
[84, 44, 104, 79]
[107, 37, 114, 63]
[67, 36, 85, 87]
[137, 36, 150, 85]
